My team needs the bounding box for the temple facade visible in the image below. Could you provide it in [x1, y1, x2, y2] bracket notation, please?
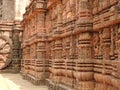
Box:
[21, 0, 120, 90]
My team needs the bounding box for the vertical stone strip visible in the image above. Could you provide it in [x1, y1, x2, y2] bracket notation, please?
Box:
[12, 30, 21, 73]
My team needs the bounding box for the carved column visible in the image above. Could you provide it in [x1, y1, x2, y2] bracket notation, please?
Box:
[65, 35, 75, 88]
[102, 28, 111, 60]
[63, 37, 71, 86]
[22, 45, 30, 79]
[12, 30, 21, 73]
[74, 0, 94, 90]
[50, 41, 55, 81]
[60, 38, 67, 85]
[94, 28, 111, 90]
[52, 39, 62, 85]
[35, 41, 47, 84]
[75, 32, 94, 90]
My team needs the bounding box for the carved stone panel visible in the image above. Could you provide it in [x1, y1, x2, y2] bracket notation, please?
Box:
[0, 35, 12, 69]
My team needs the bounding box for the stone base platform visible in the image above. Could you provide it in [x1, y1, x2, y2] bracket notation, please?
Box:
[22, 74, 45, 85]
[46, 79, 74, 90]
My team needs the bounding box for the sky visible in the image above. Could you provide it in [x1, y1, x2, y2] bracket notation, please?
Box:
[15, 0, 30, 20]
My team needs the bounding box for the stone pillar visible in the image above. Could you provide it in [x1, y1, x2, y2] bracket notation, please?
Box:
[22, 45, 30, 77]
[52, 39, 62, 84]
[74, 0, 94, 90]
[65, 35, 76, 88]
[11, 30, 21, 73]
[75, 32, 94, 90]
[35, 41, 47, 84]
[102, 28, 111, 60]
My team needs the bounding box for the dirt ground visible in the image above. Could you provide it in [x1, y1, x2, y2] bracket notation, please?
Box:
[0, 73, 48, 90]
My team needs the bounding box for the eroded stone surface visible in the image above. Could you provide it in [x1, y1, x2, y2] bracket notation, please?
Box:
[21, 0, 120, 90]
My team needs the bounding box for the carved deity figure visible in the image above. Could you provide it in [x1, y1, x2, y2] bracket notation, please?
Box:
[93, 33, 100, 58]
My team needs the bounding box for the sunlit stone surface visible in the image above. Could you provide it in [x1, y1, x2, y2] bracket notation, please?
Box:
[0, 74, 48, 90]
[21, 0, 120, 90]
[0, 0, 120, 90]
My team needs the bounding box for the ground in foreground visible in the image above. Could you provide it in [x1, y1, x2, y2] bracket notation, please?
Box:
[0, 73, 48, 90]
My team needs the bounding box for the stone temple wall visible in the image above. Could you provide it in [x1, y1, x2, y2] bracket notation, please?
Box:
[21, 0, 120, 90]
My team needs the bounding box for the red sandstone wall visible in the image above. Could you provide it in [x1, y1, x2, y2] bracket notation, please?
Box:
[21, 0, 120, 90]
